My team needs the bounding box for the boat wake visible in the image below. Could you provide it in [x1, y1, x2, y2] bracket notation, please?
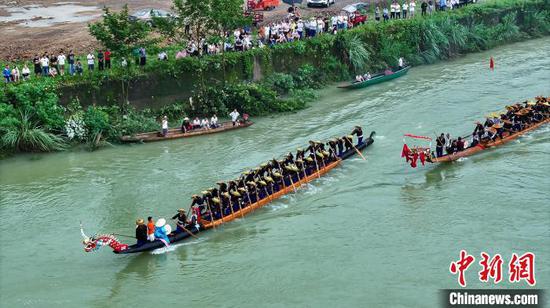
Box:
[149, 238, 205, 255]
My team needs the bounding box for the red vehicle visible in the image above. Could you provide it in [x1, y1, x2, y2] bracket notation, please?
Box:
[349, 11, 367, 26]
[247, 0, 281, 11]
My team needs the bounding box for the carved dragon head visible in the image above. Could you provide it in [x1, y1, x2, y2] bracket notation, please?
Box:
[81, 224, 128, 253]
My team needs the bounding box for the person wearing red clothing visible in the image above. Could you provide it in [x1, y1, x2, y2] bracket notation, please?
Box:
[147, 216, 155, 241]
[105, 49, 111, 69]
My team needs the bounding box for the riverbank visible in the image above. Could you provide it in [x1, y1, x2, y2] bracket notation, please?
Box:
[1, 0, 549, 156]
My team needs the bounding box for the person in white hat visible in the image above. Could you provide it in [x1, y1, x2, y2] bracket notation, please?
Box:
[154, 218, 171, 245]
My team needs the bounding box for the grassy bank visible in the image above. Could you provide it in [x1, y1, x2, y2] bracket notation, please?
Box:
[1, 0, 549, 155]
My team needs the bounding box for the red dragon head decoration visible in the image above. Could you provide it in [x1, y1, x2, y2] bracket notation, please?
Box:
[81, 224, 128, 253]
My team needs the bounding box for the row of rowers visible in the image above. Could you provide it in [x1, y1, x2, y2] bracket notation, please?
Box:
[172, 126, 365, 228]
[472, 97, 549, 143]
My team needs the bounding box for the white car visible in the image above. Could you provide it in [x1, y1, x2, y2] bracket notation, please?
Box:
[307, 0, 335, 8]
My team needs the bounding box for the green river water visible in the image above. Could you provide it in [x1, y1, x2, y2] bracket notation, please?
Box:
[1, 38, 549, 307]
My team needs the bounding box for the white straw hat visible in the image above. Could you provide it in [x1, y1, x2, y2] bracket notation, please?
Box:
[155, 218, 166, 228]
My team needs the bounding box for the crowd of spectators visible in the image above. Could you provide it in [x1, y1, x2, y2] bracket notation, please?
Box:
[3, 0, 474, 83]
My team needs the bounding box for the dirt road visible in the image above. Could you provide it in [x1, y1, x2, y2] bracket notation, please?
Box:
[0, 0, 363, 61]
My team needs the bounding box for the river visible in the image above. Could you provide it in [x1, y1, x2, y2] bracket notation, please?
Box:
[1, 37, 549, 307]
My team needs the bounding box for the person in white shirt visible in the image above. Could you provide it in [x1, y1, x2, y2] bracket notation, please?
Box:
[398, 57, 405, 68]
[390, 2, 396, 19]
[230, 109, 240, 126]
[210, 114, 218, 128]
[192, 117, 201, 129]
[40, 55, 49, 76]
[22, 64, 30, 80]
[57, 53, 66, 75]
[87, 53, 95, 71]
[409, 0, 416, 17]
[202, 118, 210, 129]
[395, 3, 401, 18]
[161, 116, 169, 137]
[12, 66, 20, 82]
[402, 2, 409, 18]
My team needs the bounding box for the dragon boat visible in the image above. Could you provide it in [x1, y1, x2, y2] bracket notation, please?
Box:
[401, 97, 550, 167]
[82, 131, 376, 254]
[431, 118, 550, 163]
[338, 66, 410, 90]
[120, 121, 253, 143]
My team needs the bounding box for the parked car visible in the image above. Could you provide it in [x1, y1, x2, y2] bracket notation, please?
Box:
[306, 0, 335, 8]
[129, 9, 175, 26]
[341, 2, 368, 13]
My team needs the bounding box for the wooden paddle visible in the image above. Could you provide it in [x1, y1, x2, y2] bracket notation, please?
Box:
[112, 233, 136, 239]
[176, 223, 199, 239]
[205, 198, 216, 229]
[351, 144, 367, 160]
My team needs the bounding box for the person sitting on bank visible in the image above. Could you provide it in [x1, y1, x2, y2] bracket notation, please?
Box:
[161, 116, 169, 137]
[147, 217, 155, 241]
[135, 219, 148, 246]
[171, 209, 188, 233]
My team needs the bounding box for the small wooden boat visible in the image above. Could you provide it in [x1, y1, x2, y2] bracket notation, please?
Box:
[338, 66, 411, 90]
[120, 121, 253, 143]
[432, 118, 550, 163]
[83, 131, 376, 254]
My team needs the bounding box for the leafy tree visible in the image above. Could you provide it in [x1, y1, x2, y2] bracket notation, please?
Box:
[88, 4, 151, 58]
[169, 0, 251, 43]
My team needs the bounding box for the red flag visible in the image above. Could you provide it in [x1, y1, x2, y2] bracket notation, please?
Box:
[490, 57, 495, 70]
[401, 143, 410, 158]
[410, 153, 418, 168]
[419, 152, 426, 166]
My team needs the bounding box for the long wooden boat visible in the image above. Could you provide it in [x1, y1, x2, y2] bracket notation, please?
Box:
[432, 118, 550, 163]
[95, 131, 375, 254]
[338, 66, 411, 90]
[120, 121, 253, 143]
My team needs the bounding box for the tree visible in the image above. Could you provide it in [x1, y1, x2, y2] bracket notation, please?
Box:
[88, 4, 150, 58]
[168, 0, 251, 43]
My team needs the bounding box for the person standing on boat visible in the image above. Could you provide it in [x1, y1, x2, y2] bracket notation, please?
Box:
[351, 126, 364, 144]
[230, 109, 240, 126]
[172, 209, 188, 233]
[473, 121, 485, 140]
[161, 116, 169, 137]
[135, 219, 148, 246]
[435, 133, 445, 157]
[398, 57, 405, 69]
[147, 217, 155, 242]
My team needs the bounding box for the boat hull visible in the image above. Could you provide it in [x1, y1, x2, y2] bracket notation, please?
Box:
[338, 66, 410, 89]
[432, 118, 549, 163]
[120, 121, 253, 143]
